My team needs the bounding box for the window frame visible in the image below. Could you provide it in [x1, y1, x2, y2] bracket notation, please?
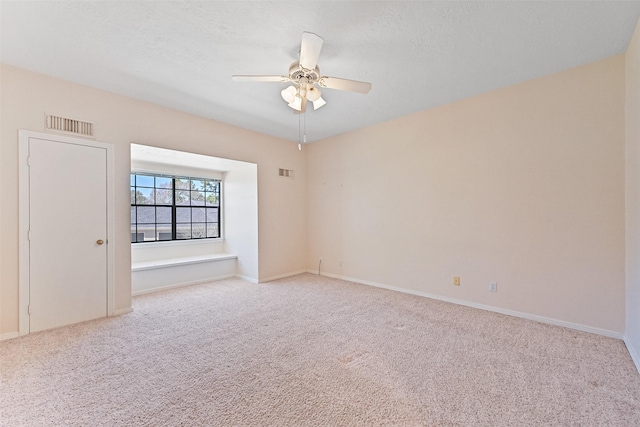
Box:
[130, 172, 221, 243]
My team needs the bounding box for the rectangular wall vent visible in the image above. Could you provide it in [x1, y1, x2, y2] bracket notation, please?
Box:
[279, 168, 294, 178]
[45, 114, 95, 138]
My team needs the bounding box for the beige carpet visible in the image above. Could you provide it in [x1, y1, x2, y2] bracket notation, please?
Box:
[1, 273, 639, 426]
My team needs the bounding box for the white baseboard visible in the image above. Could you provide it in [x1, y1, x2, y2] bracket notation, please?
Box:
[259, 270, 307, 283]
[307, 270, 623, 340]
[624, 336, 640, 374]
[235, 274, 259, 283]
[132, 275, 236, 296]
[0, 331, 20, 341]
[113, 308, 133, 316]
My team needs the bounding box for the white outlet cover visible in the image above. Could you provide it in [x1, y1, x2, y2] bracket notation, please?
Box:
[489, 282, 498, 292]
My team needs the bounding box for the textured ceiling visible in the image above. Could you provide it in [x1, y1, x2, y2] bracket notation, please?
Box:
[2, 1, 640, 143]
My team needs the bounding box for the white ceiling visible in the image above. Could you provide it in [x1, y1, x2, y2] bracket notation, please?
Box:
[2, 1, 640, 143]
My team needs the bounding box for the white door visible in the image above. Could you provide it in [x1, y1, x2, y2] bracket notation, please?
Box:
[28, 136, 108, 332]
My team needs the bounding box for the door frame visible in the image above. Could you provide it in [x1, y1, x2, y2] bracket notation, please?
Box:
[18, 130, 115, 336]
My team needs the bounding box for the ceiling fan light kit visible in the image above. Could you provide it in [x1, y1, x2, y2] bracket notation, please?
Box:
[281, 80, 325, 112]
[232, 31, 371, 115]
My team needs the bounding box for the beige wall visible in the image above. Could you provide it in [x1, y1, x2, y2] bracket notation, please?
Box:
[626, 19, 640, 366]
[0, 64, 307, 335]
[307, 55, 626, 334]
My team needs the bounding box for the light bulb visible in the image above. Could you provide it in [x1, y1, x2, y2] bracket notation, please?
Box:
[281, 85, 296, 104]
[288, 96, 302, 111]
[312, 96, 327, 110]
[306, 85, 322, 102]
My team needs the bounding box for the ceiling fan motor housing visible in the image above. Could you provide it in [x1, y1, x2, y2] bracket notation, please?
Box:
[289, 61, 320, 84]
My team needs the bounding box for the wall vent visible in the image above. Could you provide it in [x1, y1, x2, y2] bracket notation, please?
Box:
[279, 168, 294, 178]
[45, 114, 95, 138]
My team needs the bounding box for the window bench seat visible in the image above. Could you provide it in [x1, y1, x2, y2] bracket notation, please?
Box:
[131, 253, 237, 296]
[132, 253, 237, 272]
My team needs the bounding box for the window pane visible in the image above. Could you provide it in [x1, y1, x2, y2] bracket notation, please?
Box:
[191, 190, 205, 206]
[175, 178, 190, 190]
[176, 207, 191, 223]
[155, 189, 173, 205]
[136, 175, 154, 187]
[204, 181, 217, 192]
[136, 187, 154, 204]
[131, 224, 138, 242]
[191, 179, 204, 191]
[157, 224, 172, 240]
[192, 223, 206, 238]
[156, 206, 172, 223]
[137, 224, 156, 242]
[207, 223, 219, 238]
[130, 187, 136, 204]
[205, 193, 218, 206]
[131, 206, 136, 223]
[130, 175, 135, 186]
[156, 176, 172, 189]
[137, 206, 155, 224]
[176, 224, 191, 239]
[192, 207, 205, 222]
[176, 190, 190, 205]
[206, 208, 218, 222]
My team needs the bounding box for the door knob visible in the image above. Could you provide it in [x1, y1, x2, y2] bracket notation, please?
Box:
[96, 239, 104, 245]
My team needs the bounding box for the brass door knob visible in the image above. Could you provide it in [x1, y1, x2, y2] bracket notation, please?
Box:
[96, 239, 104, 245]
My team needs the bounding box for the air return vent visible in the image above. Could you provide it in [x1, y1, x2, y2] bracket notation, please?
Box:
[279, 168, 294, 178]
[45, 114, 95, 138]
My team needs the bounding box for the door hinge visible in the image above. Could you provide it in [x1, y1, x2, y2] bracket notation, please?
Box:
[27, 304, 31, 315]
[28, 230, 31, 241]
[27, 156, 31, 167]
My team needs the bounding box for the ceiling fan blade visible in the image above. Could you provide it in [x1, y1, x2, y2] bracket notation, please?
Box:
[299, 32, 323, 70]
[318, 76, 372, 94]
[232, 75, 290, 83]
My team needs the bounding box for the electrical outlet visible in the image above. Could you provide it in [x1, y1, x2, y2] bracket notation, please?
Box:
[489, 282, 497, 292]
[453, 276, 460, 286]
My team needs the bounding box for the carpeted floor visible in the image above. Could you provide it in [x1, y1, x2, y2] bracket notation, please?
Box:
[1, 273, 639, 426]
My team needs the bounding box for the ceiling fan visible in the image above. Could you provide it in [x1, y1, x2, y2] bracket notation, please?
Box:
[232, 32, 372, 114]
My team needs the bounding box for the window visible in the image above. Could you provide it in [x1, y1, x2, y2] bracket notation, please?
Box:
[130, 173, 220, 243]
